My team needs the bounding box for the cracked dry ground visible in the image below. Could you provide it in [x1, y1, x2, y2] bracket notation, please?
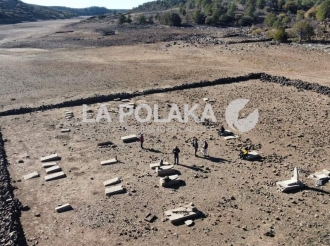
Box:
[0, 79, 329, 246]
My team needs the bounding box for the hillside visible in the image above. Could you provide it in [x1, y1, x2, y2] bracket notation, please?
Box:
[0, 0, 123, 24]
[132, 0, 330, 26]
[49, 6, 126, 16]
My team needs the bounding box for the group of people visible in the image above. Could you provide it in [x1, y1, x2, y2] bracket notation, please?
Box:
[138, 133, 209, 165]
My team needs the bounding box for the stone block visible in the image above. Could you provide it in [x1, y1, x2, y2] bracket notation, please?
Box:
[41, 154, 60, 162]
[101, 158, 118, 166]
[160, 175, 181, 187]
[164, 203, 199, 223]
[42, 162, 57, 168]
[121, 135, 138, 143]
[150, 161, 170, 170]
[61, 129, 71, 133]
[103, 177, 121, 187]
[45, 172, 66, 181]
[45, 165, 62, 174]
[156, 165, 176, 176]
[55, 204, 72, 213]
[105, 185, 125, 196]
[24, 172, 39, 180]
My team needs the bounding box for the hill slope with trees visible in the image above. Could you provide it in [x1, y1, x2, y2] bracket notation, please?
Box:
[0, 0, 121, 24]
[131, 0, 330, 42]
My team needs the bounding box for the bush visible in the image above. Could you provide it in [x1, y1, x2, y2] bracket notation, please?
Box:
[118, 14, 127, 24]
[162, 12, 182, 26]
[273, 27, 287, 42]
[136, 14, 147, 24]
[205, 16, 214, 25]
[251, 27, 263, 36]
[192, 9, 205, 24]
[238, 16, 254, 26]
[293, 20, 315, 42]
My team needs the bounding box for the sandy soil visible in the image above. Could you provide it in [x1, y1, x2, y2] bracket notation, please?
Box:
[1, 20, 330, 113]
[1, 18, 330, 246]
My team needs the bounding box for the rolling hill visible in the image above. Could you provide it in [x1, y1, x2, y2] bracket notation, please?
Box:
[0, 0, 125, 24]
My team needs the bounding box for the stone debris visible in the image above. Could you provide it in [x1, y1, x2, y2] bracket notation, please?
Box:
[276, 167, 305, 192]
[114, 98, 121, 101]
[45, 165, 62, 174]
[160, 175, 181, 187]
[156, 165, 176, 176]
[121, 99, 130, 102]
[105, 184, 125, 196]
[203, 98, 209, 102]
[23, 171, 39, 180]
[40, 153, 61, 162]
[45, 171, 66, 182]
[309, 169, 330, 185]
[65, 111, 74, 120]
[101, 158, 118, 166]
[42, 162, 57, 168]
[103, 177, 121, 187]
[145, 213, 156, 222]
[185, 220, 194, 226]
[121, 134, 138, 143]
[164, 203, 200, 223]
[97, 141, 113, 147]
[61, 129, 70, 133]
[220, 130, 234, 137]
[245, 151, 261, 161]
[55, 204, 72, 213]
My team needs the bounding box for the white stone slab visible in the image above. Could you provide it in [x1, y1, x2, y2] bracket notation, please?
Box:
[101, 158, 118, 166]
[165, 203, 199, 223]
[150, 161, 170, 170]
[245, 151, 261, 160]
[121, 99, 130, 102]
[42, 162, 57, 168]
[224, 135, 239, 140]
[45, 171, 66, 181]
[24, 172, 39, 180]
[105, 185, 125, 196]
[276, 167, 305, 192]
[309, 169, 330, 181]
[55, 204, 72, 213]
[45, 165, 62, 174]
[160, 175, 181, 187]
[156, 165, 176, 176]
[121, 134, 138, 143]
[41, 154, 60, 162]
[103, 177, 121, 187]
[203, 98, 209, 102]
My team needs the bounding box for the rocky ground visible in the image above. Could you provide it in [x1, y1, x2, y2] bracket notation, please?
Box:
[1, 17, 330, 246]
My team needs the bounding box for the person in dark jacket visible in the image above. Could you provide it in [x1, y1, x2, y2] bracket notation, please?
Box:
[139, 133, 144, 149]
[192, 138, 198, 157]
[173, 146, 181, 164]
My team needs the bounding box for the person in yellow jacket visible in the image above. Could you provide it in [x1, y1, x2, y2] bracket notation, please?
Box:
[240, 148, 248, 159]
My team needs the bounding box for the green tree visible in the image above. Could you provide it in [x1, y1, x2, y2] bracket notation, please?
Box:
[192, 9, 205, 24]
[293, 20, 314, 42]
[273, 27, 287, 41]
[316, 0, 330, 21]
[162, 12, 182, 26]
[205, 15, 215, 24]
[136, 14, 147, 24]
[264, 12, 277, 27]
[118, 14, 127, 24]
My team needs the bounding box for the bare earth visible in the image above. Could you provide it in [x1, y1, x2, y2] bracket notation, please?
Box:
[0, 19, 330, 246]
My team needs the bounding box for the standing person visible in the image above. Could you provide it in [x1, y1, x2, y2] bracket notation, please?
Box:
[139, 133, 144, 149]
[192, 138, 198, 157]
[202, 140, 208, 157]
[173, 146, 180, 165]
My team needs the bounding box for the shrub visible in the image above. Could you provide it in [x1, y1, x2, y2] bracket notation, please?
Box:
[316, 0, 330, 21]
[162, 12, 182, 26]
[238, 16, 254, 26]
[251, 27, 263, 35]
[118, 14, 127, 24]
[293, 20, 315, 42]
[192, 9, 205, 24]
[205, 16, 214, 25]
[273, 27, 287, 42]
[136, 14, 147, 24]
